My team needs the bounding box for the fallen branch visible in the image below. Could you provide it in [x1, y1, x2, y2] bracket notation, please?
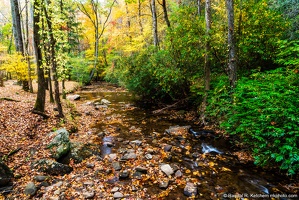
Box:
[1, 147, 22, 161]
[32, 109, 50, 119]
[152, 98, 189, 114]
[0, 97, 20, 102]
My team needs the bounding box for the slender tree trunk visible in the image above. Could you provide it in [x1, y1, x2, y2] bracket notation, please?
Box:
[197, 0, 201, 16]
[226, 0, 237, 89]
[200, 0, 211, 125]
[25, 0, 33, 93]
[43, 4, 64, 118]
[10, 0, 24, 53]
[150, 0, 159, 47]
[33, 0, 46, 113]
[138, 0, 143, 33]
[161, 0, 171, 28]
[48, 70, 54, 103]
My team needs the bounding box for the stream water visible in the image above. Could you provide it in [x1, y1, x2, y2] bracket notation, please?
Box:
[77, 88, 298, 199]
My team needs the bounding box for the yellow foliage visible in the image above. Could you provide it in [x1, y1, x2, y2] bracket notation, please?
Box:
[0, 53, 35, 81]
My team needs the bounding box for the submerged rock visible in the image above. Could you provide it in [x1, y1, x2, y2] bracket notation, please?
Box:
[160, 164, 174, 176]
[184, 182, 197, 197]
[165, 125, 191, 136]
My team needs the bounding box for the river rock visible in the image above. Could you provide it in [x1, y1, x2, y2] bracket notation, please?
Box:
[119, 170, 129, 179]
[160, 164, 174, 176]
[32, 159, 73, 175]
[165, 125, 191, 136]
[0, 161, 13, 186]
[24, 182, 37, 196]
[163, 144, 172, 152]
[130, 140, 142, 147]
[46, 128, 71, 160]
[66, 94, 80, 101]
[184, 182, 197, 197]
[112, 162, 122, 171]
[145, 154, 152, 160]
[101, 99, 111, 105]
[64, 142, 100, 164]
[83, 191, 95, 199]
[113, 191, 124, 199]
[175, 170, 183, 178]
[121, 152, 137, 160]
[34, 175, 48, 182]
[159, 180, 169, 189]
[135, 166, 148, 173]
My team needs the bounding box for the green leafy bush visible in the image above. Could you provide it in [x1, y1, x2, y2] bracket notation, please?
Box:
[221, 68, 299, 175]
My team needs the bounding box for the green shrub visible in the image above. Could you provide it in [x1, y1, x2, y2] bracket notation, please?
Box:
[221, 68, 299, 175]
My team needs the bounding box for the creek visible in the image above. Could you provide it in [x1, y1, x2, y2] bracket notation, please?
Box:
[76, 86, 297, 199]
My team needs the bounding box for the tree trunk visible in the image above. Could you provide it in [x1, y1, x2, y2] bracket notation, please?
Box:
[10, 0, 24, 53]
[33, 0, 46, 113]
[161, 0, 171, 28]
[138, 0, 143, 33]
[25, 0, 33, 93]
[43, 3, 64, 118]
[226, 0, 237, 89]
[200, 0, 212, 125]
[151, 0, 159, 47]
[197, 0, 201, 16]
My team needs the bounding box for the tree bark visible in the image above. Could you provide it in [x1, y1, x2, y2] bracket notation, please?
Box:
[43, 3, 64, 118]
[10, 0, 24, 53]
[151, 0, 159, 47]
[138, 0, 143, 33]
[200, 0, 212, 125]
[197, 0, 201, 16]
[161, 0, 171, 28]
[226, 0, 237, 89]
[33, 0, 46, 113]
[25, 0, 33, 93]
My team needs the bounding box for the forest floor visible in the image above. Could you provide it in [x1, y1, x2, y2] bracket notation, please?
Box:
[0, 80, 298, 200]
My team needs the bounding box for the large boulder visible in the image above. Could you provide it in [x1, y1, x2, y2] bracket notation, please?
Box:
[0, 161, 13, 186]
[59, 142, 101, 164]
[31, 159, 73, 175]
[46, 128, 71, 160]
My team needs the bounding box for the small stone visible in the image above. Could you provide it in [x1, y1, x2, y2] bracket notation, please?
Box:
[121, 152, 137, 160]
[111, 187, 119, 192]
[66, 94, 80, 101]
[101, 99, 111, 105]
[160, 164, 174, 176]
[132, 171, 142, 179]
[86, 163, 95, 168]
[112, 162, 122, 171]
[83, 191, 95, 199]
[135, 166, 148, 173]
[145, 154, 152, 160]
[159, 180, 169, 189]
[163, 144, 172, 152]
[113, 192, 124, 199]
[119, 170, 129, 179]
[184, 182, 198, 197]
[109, 153, 117, 161]
[34, 175, 48, 182]
[83, 181, 94, 186]
[24, 182, 37, 196]
[130, 140, 142, 147]
[175, 170, 183, 178]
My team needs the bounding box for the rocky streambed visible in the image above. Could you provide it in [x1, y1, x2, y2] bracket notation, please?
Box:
[1, 83, 298, 199]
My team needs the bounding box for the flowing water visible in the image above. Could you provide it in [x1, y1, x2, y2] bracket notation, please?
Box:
[77, 87, 298, 199]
